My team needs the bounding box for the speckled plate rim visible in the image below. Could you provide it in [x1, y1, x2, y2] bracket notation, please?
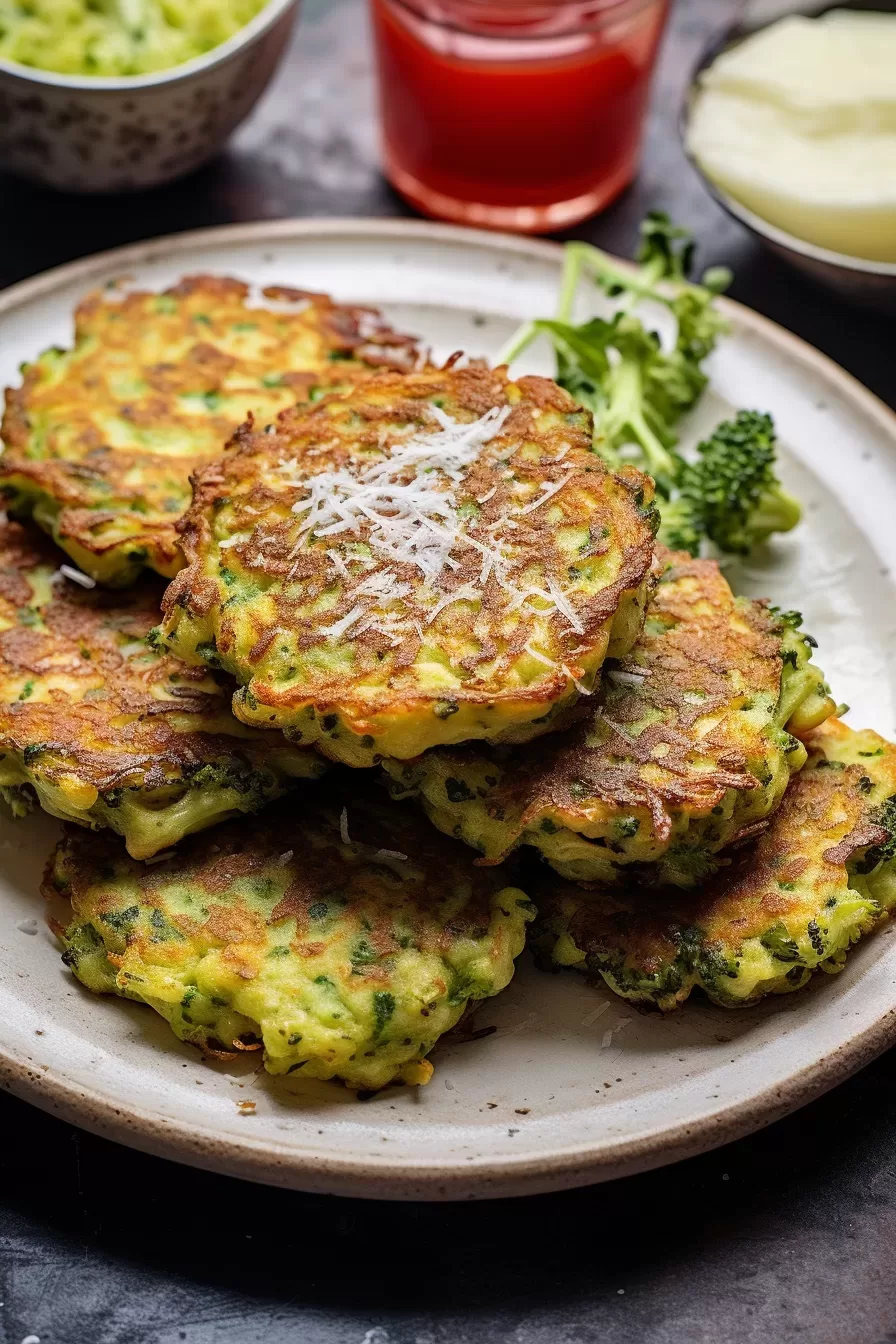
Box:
[2, 217, 896, 1202]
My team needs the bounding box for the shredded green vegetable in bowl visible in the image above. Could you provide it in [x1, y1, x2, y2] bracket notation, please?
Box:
[0, 0, 269, 76]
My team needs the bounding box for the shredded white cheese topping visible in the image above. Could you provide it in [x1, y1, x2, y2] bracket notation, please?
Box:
[267, 406, 588, 672]
[283, 405, 511, 584]
[57, 564, 96, 589]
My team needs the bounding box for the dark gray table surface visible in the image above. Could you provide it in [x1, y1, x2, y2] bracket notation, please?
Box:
[1, 3, 895, 1342]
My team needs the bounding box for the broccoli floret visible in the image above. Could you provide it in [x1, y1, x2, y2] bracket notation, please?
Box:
[576, 220, 731, 464]
[658, 411, 801, 556]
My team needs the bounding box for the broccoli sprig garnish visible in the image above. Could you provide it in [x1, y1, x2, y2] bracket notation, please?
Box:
[658, 411, 801, 556]
[497, 211, 730, 492]
[496, 212, 802, 558]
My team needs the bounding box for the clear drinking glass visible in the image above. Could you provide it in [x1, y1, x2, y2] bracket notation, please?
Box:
[369, 0, 671, 233]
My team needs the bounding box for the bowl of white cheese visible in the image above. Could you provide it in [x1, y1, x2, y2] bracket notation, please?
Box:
[683, 3, 896, 312]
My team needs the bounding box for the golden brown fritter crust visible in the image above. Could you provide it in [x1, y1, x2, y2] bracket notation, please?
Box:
[384, 548, 832, 886]
[534, 718, 896, 1009]
[0, 519, 323, 856]
[502, 549, 783, 835]
[161, 363, 657, 765]
[0, 276, 421, 584]
[48, 784, 535, 1089]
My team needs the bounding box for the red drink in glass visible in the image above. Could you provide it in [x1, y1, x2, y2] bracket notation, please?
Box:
[369, 0, 671, 233]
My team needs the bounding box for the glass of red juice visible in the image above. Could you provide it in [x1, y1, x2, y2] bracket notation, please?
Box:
[369, 0, 671, 233]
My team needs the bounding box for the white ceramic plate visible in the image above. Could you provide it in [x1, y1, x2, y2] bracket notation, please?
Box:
[2, 219, 896, 1201]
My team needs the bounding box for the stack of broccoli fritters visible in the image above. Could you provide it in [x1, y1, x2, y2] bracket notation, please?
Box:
[160, 363, 658, 764]
[387, 552, 896, 1014]
[8, 284, 659, 1089]
[0, 519, 325, 859]
[532, 720, 896, 1010]
[385, 548, 833, 888]
[2, 257, 891, 1096]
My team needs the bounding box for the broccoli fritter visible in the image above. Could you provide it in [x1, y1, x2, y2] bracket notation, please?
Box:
[533, 719, 896, 1010]
[161, 364, 657, 767]
[47, 788, 535, 1091]
[0, 276, 420, 585]
[385, 549, 834, 887]
[0, 520, 324, 858]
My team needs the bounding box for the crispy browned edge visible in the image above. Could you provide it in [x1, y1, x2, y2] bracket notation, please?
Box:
[0, 276, 423, 571]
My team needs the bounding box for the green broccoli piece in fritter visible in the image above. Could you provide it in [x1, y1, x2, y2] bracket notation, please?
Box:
[855, 795, 896, 874]
[659, 410, 801, 556]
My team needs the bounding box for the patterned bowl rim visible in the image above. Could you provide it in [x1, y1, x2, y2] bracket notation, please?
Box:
[0, 0, 299, 93]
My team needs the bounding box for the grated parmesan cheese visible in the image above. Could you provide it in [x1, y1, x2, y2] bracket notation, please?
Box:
[424, 582, 481, 627]
[547, 580, 585, 635]
[524, 642, 559, 671]
[319, 605, 367, 640]
[327, 548, 350, 579]
[282, 405, 511, 587]
[263, 404, 591, 656]
[606, 669, 648, 688]
[562, 665, 592, 696]
[58, 564, 96, 589]
[519, 470, 575, 516]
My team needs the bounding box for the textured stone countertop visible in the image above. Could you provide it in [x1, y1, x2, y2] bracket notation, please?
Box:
[0, 3, 895, 1342]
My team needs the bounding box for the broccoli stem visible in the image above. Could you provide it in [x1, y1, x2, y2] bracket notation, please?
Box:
[555, 240, 668, 325]
[495, 319, 538, 369]
[556, 243, 590, 323]
[495, 240, 622, 364]
[601, 357, 680, 487]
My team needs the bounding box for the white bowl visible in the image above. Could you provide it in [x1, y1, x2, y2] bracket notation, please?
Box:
[680, 0, 896, 314]
[0, 0, 300, 193]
